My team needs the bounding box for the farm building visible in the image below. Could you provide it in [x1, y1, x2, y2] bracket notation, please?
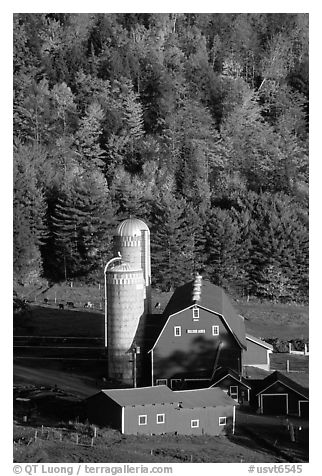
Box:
[255, 371, 309, 417]
[210, 367, 251, 404]
[243, 334, 273, 371]
[85, 385, 238, 436]
[147, 277, 247, 387]
[104, 217, 300, 397]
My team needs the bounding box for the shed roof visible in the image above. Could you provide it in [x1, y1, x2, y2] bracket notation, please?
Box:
[246, 334, 273, 351]
[88, 385, 237, 408]
[210, 367, 251, 389]
[174, 387, 238, 408]
[256, 371, 309, 399]
[150, 279, 246, 350]
[99, 385, 176, 406]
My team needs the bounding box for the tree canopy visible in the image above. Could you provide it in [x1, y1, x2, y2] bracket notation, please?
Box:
[13, 13, 308, 302]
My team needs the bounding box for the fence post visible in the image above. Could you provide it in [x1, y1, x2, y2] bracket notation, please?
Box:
[286, 360, 290, 373]
[91, 437, 94, 447]
[76, 434, 79, 445]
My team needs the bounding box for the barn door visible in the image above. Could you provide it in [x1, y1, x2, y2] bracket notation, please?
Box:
[261, 394, 288, 415]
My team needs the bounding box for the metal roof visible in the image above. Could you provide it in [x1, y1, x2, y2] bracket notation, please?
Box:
[246, 334, 273, 351]
[174, 387, 238, 408]
[90, 385, 237, 408]
[116, 218, 149, 238]
[151, 279, 247, 350]
[100, 385, 176, 406]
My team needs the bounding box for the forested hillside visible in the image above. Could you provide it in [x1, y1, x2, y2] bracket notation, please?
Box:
[13, 13, 309, 302]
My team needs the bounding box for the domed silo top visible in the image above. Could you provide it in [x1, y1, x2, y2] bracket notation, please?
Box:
[116, 218, 149, 237]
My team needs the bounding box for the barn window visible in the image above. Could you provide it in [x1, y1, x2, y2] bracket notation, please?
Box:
[138, 415, 147, 425]
[191, 419, 199, 428]
[193, 308, 199, 321]
[156, 414, 165, 424]
[219, 417, 226, 426]
[174, 326, 181, 336]
[212, 325, 219, 336]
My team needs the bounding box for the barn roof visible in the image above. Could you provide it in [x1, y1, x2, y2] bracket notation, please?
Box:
[89, 385, 237, 408]
[174, 387, 238, 408]
[99, 385, 176, 406]
[210, 367, 251, 389]
[246, 334, 273, 351]
[150, 279, 246, 350]
[256, 371, 309, 399]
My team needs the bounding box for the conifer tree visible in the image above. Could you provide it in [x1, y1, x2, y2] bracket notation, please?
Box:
[151, 193, 196, 291]
[74, 101, 105, 169]
[51, 171, 114, 279]
[13, 146, 47, 282]
[204, 207, 244, 294]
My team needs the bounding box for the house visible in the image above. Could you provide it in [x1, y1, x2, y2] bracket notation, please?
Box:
[210, 367, 252, 405]
[243, 334, 273, 371]
[85, 385, 238, 436]
[148, 278, 247, 387]
[255, 371, 309, 417]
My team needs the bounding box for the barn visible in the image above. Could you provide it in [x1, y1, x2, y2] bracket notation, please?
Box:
[85, 385, 238, 436]
[148, 277, 247, 387]
[210, 367, 251, 405]
[256, 371, 309, 417]
[243, 334, 273, 371]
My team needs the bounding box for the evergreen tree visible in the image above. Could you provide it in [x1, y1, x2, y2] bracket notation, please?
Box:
[13, 146, 47, 282]
[204, 207, 244, 294]
[249, 193, 307, 301]
[51, 171, 114, 279]
[151, 193, 196, 291]
[74, 101, 105, 169]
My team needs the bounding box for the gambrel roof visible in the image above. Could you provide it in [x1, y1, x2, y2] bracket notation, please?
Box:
[149, 279, 246, 351]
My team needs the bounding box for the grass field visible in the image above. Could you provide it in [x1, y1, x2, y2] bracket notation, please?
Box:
[13, 420, 294, 463]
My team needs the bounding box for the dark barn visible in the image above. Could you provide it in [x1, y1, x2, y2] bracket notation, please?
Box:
[210, 367, 251, 405]
[148, 279, 247, 387]
[255, 371, 309, 417]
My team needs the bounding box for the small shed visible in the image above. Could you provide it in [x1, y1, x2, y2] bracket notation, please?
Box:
[174, 387, 238, 436]
[243, 334, 273, 371]
[256, 371, 309, 417]
[210, 367, 251, 404]
[85, 385, 238, 436]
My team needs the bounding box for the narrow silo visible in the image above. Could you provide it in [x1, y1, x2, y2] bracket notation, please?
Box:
[107, 262, 144, 384]
[114, 218, 151, 314]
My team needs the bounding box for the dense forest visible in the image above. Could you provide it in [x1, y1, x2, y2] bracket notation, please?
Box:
[13, 13, 309, 302]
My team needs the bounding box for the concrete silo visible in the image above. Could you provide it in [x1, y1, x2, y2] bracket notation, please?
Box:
[114, 218, 151, 314]
[106, 262, 144, 384]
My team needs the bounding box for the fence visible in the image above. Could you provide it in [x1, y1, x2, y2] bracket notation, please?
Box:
[34, 425, 98, 447]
